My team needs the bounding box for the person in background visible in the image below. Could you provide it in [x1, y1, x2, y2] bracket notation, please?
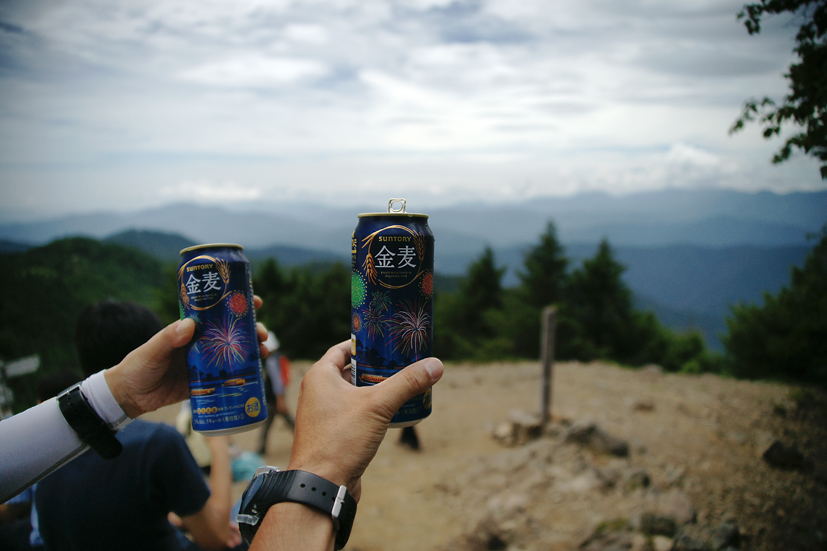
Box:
[398, 425, 421, 451]
[175, 400, 265, 483]
[176, 399, 216, 475]
[0, 371, 82, 551]
[258, 331, 294, 455]
[34, 301, 242, 551]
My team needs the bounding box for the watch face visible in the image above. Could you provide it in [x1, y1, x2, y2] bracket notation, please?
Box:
[240, 473, 265, 516]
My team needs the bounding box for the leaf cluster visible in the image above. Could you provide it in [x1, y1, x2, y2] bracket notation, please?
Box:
[730, 0, 827, 178]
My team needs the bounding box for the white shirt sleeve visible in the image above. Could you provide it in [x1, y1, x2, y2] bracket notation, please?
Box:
[0, 370, 133, 502]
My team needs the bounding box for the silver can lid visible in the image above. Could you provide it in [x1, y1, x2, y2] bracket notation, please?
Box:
[179, 243, 244, 255]
[358, 198, 428, 218]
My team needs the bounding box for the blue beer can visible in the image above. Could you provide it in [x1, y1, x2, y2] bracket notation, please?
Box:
[351, 199, 434, 427]
[178, 244, 267, 435]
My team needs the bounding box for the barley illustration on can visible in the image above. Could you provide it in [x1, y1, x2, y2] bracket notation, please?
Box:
[177, 244, 267, 435]
[351, 199, 435, 426]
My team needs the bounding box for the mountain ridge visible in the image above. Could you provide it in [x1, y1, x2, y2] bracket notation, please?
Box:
[1, 189, 824, 253]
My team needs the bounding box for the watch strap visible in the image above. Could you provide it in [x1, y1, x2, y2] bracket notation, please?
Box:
[239, 469, 357, 550]
[57, 384, 123, 459]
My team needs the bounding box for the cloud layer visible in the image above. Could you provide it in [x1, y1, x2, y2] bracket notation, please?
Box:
[0, 0, 823, 219]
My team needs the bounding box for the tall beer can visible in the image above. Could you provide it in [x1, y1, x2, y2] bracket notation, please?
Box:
[178, 244, 267, 435]
[351, 199, 435, 427]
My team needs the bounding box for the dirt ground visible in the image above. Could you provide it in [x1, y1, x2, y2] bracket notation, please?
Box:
[146, 360, 827, 551]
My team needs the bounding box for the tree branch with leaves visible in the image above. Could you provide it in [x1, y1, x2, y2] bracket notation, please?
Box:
[729, 0, 827, 178]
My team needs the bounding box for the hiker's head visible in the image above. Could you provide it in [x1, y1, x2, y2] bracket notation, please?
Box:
[75, 300, 164, 376]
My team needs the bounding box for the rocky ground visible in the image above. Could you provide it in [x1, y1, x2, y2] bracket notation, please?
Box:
[148, 359, 827, 551]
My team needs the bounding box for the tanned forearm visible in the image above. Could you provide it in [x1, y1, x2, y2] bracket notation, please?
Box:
[250, 502, 335, 551]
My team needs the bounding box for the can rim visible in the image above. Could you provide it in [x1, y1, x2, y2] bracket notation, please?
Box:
[179, 243, 244, 255]
[357, 212, 429, 219]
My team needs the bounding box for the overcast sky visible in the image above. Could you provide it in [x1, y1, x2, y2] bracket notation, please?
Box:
[0, 0, 824, 221]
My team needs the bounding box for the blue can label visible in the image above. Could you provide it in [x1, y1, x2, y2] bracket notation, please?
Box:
[178, 245, 267, 435]
[351, 209, 434, 426]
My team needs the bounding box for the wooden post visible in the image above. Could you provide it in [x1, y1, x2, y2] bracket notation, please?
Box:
[539, 306, 557, 427]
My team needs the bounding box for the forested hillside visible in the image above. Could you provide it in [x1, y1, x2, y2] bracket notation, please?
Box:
[3, 224, 824, 414]
[0, 238, 166, 408]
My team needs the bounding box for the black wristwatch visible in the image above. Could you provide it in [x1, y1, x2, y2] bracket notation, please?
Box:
[57, 383, 123, 460]
[236, 467, 357, 550]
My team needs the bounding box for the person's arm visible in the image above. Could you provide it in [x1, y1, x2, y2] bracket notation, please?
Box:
[249, 341, 444, 551]
[178, 436, 239, 551]
[0, 370, 129, 502]
[0, 298, 269, 502]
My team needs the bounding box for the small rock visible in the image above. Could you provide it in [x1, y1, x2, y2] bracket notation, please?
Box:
[579, 530, 636, 551]
[640, 513, 677, 538]
[652, 535, 673, 551]
[565, 421, 629, 457]
[672, 532, 707, 551]
[509, 409, 543, 445]
[557, 469, 611, 494]
[626, 468, 651, 489]
[762, 440, 814, 472]
[665, 465, 687, 487]
[632, 399, 655, 412]
[656, 489, 696, 525]
[726, 431, 749, 445]
[492, 410, 544, 447]
[709, 521, 740, 550]
[630, 533, 648, 551]
[640, 364, 664, 378]
[492, 422, 515, 446]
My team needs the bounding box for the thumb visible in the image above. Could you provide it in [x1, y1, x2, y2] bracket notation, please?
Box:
[172, 318, 196, 347]
[372, 357, 443, 415]
[141, 318, 195, 362]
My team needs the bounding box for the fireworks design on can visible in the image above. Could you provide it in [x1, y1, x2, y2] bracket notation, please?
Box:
[178, 244, 267, 435]
[351, 199, 434, 426]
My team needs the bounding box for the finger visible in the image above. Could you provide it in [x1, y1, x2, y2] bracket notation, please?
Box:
[253, 295, 263, 309]
[318, 341, 351, 372]
[146, 318, 193, 354]
[323, 341, 352, 382]
[370, 357, 443, 414]
[256, 323, 269, 359]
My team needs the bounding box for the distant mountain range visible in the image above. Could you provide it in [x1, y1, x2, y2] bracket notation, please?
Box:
[2, 188, 823, 353]
[2, 188, 824, 251]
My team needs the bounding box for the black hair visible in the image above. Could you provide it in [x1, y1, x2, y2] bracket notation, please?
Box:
[35, 370, 84, 403]
[75, 300, 164, 376]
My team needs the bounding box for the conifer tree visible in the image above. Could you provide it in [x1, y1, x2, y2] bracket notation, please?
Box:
[518, 221, 568, 308]
[511, 221, 569, 358]
[457, 246, 505, 339]
[724, 227, 827, 383]
[560, 239, 634, 361]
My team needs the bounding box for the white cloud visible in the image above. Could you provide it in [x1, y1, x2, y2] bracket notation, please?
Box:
[161, 180, 262, 202]
[665, 143, 724, 168]
[283, 23, 329, 44]
[180, 55, 329, 87]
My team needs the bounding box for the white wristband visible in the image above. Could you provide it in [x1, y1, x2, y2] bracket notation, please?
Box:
[80, 371, 133, 430]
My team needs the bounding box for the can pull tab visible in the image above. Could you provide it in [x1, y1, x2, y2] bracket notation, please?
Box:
[388, 198, 406, 213]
